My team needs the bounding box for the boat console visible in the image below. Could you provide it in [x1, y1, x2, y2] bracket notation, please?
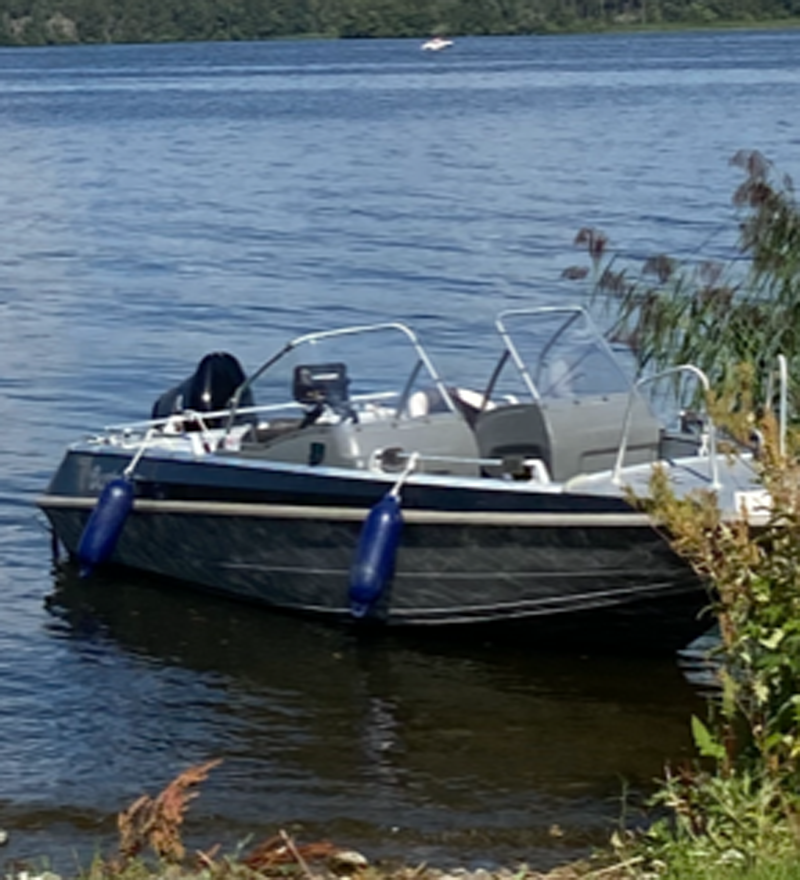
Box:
[474, 394, 661, 482]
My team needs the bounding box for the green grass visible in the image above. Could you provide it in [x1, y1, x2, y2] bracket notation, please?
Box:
[659, 858, 800, 880]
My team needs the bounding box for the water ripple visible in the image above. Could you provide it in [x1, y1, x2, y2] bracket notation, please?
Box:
[1, 29, 797, 872]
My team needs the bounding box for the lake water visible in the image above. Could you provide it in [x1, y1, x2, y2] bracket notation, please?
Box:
[1, 29, 799, 874]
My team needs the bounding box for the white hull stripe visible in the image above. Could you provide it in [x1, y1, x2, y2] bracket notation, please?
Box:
[38, 494, 653, 528]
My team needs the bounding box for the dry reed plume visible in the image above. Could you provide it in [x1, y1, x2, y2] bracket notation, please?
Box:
[117, 758, 223, 863]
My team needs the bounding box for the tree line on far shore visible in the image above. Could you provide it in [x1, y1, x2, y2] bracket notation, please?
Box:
[0, 0, 798, 46]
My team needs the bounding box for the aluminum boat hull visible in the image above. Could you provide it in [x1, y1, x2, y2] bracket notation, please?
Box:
[39, 445, 711, 652]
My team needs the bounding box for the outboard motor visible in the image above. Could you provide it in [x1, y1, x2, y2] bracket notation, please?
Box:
[151, 352, 254, 426]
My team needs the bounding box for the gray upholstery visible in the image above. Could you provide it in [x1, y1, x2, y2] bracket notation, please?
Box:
[474, 393, 661, 482]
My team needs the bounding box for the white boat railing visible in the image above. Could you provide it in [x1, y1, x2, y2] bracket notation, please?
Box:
[100, 391, 401, 437]
[613, 364, 720, 490]
[778, 353, 788, 458]
[761, 353, 791, 458]
[368, 447, 551, 483]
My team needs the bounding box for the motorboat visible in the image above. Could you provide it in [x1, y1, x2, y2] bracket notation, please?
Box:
[38, 307, 768, 653]
[421, 37, 453, 51]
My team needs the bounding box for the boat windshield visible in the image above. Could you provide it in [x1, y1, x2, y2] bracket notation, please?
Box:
[487, 306, 634, 404]
[226, 322, 457, 427]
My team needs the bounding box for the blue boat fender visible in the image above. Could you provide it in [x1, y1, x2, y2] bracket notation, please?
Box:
[77, 477, 135, 577]
[348, 492, 404, 619]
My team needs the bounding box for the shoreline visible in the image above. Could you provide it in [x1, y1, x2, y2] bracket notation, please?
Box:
[2, 18, 800, 47]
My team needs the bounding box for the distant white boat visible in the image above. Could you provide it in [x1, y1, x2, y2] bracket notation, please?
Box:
[421, 37, 453, 51]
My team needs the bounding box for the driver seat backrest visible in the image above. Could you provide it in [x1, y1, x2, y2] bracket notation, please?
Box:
[473, 404, 553, 477]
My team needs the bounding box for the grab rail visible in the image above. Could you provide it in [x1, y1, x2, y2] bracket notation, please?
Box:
[101, 391, 400, 436]
[612, 365, 720, 490]
[778, 353, 788, 458]
[368, 447, 551, 483]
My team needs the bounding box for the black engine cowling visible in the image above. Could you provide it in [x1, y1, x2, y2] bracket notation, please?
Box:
[151, 352, 254, 424]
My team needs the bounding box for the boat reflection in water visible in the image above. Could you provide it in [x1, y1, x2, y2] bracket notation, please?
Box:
[39, 562, 707, 872]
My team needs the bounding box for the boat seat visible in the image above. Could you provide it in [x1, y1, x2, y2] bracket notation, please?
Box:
[474, 404, 552, 478]
[407, 386, 493, 426]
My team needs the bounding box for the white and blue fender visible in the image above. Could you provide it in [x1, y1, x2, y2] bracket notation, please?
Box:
[348, 453, 418, 620]
[77, 476, 135, 576]
[76, 432, 153, 577]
